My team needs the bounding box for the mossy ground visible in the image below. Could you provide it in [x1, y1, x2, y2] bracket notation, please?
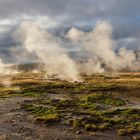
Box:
[0, 72, 140, 137]
[21, 93, 140, 136]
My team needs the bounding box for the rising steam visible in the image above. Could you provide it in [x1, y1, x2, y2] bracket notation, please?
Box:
[12, 20, 140, 81]
[0, 58, 14, 75]
[16, 21, 81, 81]
[67, 21, 140, 74]
[0, 58, 18, 87]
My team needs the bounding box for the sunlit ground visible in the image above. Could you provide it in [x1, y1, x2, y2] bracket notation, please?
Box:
[0, 72, 140, 139]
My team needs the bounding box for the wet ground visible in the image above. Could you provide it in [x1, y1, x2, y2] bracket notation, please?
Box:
[0, 72, 140, 140]
[0, 96, 139, 140]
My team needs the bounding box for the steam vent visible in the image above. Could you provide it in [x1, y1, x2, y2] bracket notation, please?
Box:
[0, 0, 140, 139]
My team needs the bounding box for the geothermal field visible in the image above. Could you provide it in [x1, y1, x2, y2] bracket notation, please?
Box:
[1, 0, 140, 140]
[0, 68, 140, 140]
[0, 20, 140, 140]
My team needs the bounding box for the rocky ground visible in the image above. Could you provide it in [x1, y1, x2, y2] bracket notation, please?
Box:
[0, 73, 140, 140]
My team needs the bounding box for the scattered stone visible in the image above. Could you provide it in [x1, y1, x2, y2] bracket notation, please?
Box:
[76, 130, 81, 134]
[132, 135, 140, 140]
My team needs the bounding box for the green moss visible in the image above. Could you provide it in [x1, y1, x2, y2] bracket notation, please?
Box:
[107, 118, 127, 125]
[104, 98, 125, 106]
[36, 114, 59, 124]
[20, 92, 43, 97]
[22, 104, 60, 124]
[81, 93, 109, 103]
[133, 122, 140, 127]
[123, 108, 140, 115]
[23, 104, 48, 115]
[79, 102, 98, 109]
[85, 124, 97, 131]
[101, 109, 126, 116]
[80, 93, 125, 106]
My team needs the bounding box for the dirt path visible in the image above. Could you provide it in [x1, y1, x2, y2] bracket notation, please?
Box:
[0, 97, 133, 140]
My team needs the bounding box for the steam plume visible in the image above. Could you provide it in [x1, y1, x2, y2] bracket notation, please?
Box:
[67, 21, 140, 74]
[14, 20, 140, 80]
[0, 58, 14, 75]
[0, 58, 18, 87]
[16, 21, 81, 81]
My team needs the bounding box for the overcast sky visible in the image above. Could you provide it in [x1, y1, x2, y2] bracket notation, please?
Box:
[0, 0, 140, 63]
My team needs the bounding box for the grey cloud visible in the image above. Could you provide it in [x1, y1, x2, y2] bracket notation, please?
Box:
[0, 0, 140, 63]
[0, 0, 110, 19]
[0, 0, 140, 20]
